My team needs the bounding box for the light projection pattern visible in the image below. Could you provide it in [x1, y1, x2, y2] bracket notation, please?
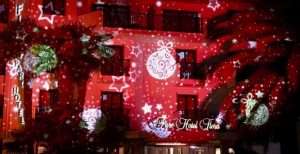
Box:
[38, 5, 55, 24]
[80, 108, 102, 131]
[240, 93, 269, 126]
[146, 40, 176, 80]
[142, 122, 171, 138]
[207, 0, 220, 11]
[109, 75, 129, 92]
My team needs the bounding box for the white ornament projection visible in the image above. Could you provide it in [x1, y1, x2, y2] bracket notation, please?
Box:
[146, 40, 176, 80]
[142, 121, 171, 138]
[23, 52, 39, 72]
[215, 111, 226, 124]
[80, 108, 102, 131]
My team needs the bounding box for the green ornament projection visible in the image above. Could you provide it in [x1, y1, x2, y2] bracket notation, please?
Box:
[30, 45, 58, 75]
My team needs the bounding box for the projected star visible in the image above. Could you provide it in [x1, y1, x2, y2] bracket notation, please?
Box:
[207, 0, 220, 11]
[109, 75, 129, 92]
[232, 38, 238, 44]
[77, 1, 83, 7]
[16, 29, 28, 41]
[13, 106, 18, 113]
[255, 91, 264, 98]
[129, 70, 139, 82]
[156, 104, 163, 110]
[142, 103, 152, 114]
[38, 5, 56, 24]
[156, 1, 162, 7]
[131, 45, 142, 57]
[233, 60, 241, 68]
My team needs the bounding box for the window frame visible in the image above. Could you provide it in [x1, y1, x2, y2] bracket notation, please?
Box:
[177, 94, 197, 112]
[176, 49, 196, 79]
[39, 89, 59, 106]
[42, 0, 65, 15]
[101, 91, 123, 110]
[101, 46, 130, 76]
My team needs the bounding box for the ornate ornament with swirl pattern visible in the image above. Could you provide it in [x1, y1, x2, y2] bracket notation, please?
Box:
[146, 40, 177, 80]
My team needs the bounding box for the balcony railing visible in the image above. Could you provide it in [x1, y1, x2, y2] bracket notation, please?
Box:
[100, 59, 130, 76]
[94, 10, 203, 33]
[179, 62, 219, 80]
[101, 108, 130, 127]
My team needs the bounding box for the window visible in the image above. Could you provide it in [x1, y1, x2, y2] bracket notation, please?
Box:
[34, 90, 58, 119]
[92, 4, 130, 28]
[39, 90, 59, 106]
[162, 10, 200, 33]
[177, 50, 196, 79]
[101, 92, 129, 126]
[100, 46, 130, 76]
[177, 95, 197, 120]
[101, 92, 123, 109]
[215, 148, 221, 154]
[37, 146, 46, 154]
[0, 0, 9, 23]
[43, 0, 65, 15]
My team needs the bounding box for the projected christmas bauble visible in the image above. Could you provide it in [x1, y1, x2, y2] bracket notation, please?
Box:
[81, 108, 102, 131]
[146, 41, 176, 80]
[246, 104, 269, 126]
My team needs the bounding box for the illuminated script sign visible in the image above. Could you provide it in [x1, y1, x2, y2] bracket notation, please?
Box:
[12, 60, 25, 124]
[147, 117, 220, 131]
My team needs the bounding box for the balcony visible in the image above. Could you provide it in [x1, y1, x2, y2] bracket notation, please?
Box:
[101, 108, 130, 127]
[179, 62, 219, 80]
[100, 59, 130, 76]
[92, 5, 204, 33]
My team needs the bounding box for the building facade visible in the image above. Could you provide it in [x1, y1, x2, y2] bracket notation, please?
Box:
[0, 0, 282, 154]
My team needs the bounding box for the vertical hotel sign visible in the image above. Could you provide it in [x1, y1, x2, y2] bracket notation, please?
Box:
[12, 60, 25, 124]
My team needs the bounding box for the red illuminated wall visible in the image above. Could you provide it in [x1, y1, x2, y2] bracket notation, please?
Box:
[1, 0, 254, 142]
